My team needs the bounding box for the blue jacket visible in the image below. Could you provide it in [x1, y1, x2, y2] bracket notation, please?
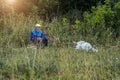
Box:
[30, 29, 47, 41]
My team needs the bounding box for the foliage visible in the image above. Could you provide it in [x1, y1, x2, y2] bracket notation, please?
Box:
[0, 13, 40, 47]
[0, 47, 120, 80]
[80, 0, 120, 44]
[0, 0, 120, 80]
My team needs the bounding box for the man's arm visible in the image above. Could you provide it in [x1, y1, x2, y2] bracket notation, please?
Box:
[35, 31, 43, 42]
[30, 31, 34, 41]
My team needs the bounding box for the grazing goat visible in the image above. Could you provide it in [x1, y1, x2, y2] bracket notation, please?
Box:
[73, 41, 98, 52]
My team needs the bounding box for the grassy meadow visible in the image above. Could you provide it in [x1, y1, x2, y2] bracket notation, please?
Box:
[0, 46, 120, 80]
[0, 13, 120, 80]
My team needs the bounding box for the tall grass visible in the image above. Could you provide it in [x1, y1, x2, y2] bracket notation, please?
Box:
[0, 13, 39, 47]
[0, 13, 120, 80]
[0, 46, 120, 80]
[1, 12, 119, 48]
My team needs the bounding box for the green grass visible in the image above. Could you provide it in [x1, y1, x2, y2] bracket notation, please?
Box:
[0, 13, 120, 80]
[0, 46, 120, 80]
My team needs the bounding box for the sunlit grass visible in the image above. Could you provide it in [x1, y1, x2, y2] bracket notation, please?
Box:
[7, 0, 15, 4]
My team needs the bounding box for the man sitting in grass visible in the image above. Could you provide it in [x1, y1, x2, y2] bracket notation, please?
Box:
[30, 24, 48, 47]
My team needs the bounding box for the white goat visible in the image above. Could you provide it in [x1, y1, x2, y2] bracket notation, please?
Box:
[73, 41, 98, 52]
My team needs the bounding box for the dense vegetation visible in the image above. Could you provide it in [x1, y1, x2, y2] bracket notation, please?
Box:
[0, 47, 119, 80]
[0, 0, 120, 46]
[0, 0, 120, 80]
